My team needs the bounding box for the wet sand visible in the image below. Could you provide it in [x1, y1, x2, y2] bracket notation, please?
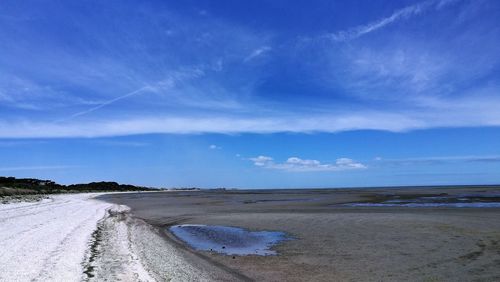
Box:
[99, 186, 500, 281]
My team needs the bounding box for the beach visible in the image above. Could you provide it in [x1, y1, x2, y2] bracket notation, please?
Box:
[1, 187, 500, 281]
[2, 0, 500, 280]
[0, 193, 114, 281]
[100, 186, 500, 281]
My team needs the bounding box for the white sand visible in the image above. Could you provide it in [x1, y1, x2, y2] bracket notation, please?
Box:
[86, 205, 155, 281]
[0, 193, 153, 282]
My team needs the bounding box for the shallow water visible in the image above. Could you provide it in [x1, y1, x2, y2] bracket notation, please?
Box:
[242, 198, 317, 204]
[344, 202, 500, 208]
[169, 224, 288, 255]
[343, 192, 500, 208]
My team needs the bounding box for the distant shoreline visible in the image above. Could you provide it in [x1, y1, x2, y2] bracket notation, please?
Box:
[196, 184, 500, 193]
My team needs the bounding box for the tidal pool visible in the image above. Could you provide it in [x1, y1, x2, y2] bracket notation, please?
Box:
[169, 224, 288, 256]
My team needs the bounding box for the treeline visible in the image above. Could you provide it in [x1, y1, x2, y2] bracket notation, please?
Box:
[0, 176, 153, 196]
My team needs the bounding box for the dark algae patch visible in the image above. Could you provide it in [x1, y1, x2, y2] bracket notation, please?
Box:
[82, 223, 104, 280]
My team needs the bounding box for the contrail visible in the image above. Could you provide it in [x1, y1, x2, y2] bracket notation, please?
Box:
[327, 0, 461, 42]
[55, 85, 153, 123]
[55, 66, 204, 123]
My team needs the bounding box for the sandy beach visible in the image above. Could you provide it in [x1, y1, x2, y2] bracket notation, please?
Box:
[0, 194, 114, 281]
[2, 187, 499, 281]
[99, 186, 500, 281]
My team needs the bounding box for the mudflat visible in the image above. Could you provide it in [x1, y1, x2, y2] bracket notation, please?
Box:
[99, 186, 500, 281]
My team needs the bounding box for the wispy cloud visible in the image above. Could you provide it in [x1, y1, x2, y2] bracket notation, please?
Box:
[0, 112, 425, 138]
[90, 140, 149, 147]
[326, 0, 460, 42]
[0, 165, 77, 172]
[314, 0, 500, 125]
[58, 86, 155, 122]
[250, 156, 366, 172]
[0, 2, 269, 124]
[209, 144, 221, 150]
[58, 66, 195, 119]
[0, 73, 77, 111]
[1, 101, 500, 138]
[0, 0, 498, 140]
[244, 46, 272, 62]
[0, 140, 47, 147]
[374, 155, 500, 165]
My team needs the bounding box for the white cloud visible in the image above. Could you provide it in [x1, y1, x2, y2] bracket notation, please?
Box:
[59, 86, 156, 122]
[2, 99, 500, 138]
[318, 0, 500, 115]
[0, 165, 77, 172]
[249, 156, 366, 172]
[244, 46, 272, 62]
[326, 0, 460, 42]
[0, 112, 424, 138]
[249, 156, 274, 166]
[0, 0, 498, 139]
[92, 140, 149, 147]
[209, 144, 221, 150]
[0, 2, 271, 125]
[376, 155, 500, 165]
[345, 48, 450, 94]
[58, 66, 207, 122]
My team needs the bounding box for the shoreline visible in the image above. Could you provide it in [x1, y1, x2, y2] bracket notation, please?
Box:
[89, 198, 248, 281]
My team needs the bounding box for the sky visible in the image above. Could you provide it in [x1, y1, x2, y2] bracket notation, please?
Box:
[1, 0, 499, 188]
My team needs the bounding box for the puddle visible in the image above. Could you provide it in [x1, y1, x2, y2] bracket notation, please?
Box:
[169, 224, 288, 255]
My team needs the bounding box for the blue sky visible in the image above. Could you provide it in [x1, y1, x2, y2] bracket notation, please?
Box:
[1, 0, 499, 188]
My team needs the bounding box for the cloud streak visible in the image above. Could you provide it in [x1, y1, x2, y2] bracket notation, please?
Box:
[250, 156, 366, 172]
[375, 155, 500, 165]
[0, 113, 422, 138]
[244, 46, 272, 62]
[58, 86, 155, 122]
[2, 100, 500, 138]
[0, 165, 77, 172]
[326, 0, 460, 42]
[0, 0, 498, 140]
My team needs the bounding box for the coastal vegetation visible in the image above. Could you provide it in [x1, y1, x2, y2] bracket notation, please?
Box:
[0, 176, 153, 197]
